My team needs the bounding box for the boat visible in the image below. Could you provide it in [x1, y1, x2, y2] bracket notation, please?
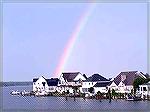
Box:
[10, 90, 20, 95]
[126, 96, 142, 101]
[21, 90, 31, 96]
[35, 91, 48, 96]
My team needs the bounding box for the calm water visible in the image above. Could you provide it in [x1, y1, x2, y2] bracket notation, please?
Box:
[1, 86, 150, 112]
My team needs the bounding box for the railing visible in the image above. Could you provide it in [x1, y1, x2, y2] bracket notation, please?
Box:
[58, 82, 82, 87]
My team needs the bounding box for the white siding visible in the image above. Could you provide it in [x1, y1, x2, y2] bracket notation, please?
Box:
[74, 73, 86, 81]
[33, 76, 48, 92]
[94, 87, 108, 93]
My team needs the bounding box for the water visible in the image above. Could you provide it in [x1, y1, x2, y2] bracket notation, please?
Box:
[1, 86, 150, 112]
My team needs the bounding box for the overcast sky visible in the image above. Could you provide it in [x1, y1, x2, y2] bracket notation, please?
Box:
[3, 2, 148, 81]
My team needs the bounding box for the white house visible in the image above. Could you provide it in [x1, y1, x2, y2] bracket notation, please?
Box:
[33, 76, 59, 95]
[33, 76, 49, 93]
[46, 78, 59, 92]
[108, 71, 147, 93]
[81, 74, 110, 94]
[57, 72, 87, 93]
[93, 82, 110, 93]
[139, 81, 150, 99]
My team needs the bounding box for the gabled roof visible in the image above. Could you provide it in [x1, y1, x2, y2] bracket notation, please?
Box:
[33, 78, 38, 82]
[62, 72, 80, 82]
[33, 76, 46, 82]
[83, 74, 88, 79]
[93, 82, 110, 87]
[46, 78, 59, 86]
[113, 71, 141, 86]
[85, 74, 109, 82]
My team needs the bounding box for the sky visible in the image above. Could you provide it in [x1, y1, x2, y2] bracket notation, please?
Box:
[3, 2, 148, 81]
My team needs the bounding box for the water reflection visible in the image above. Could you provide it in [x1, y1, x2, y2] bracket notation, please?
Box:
[2, 86, 150, 112]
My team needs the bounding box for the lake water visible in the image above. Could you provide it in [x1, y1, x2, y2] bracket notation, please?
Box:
[1, 86, 150, 112]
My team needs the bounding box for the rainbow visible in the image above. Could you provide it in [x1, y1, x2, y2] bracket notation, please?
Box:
[53, 3, 96, 77]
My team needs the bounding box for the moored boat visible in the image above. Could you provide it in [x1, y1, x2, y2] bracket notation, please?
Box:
[21, 90, 31, 96]
[126, 96, 142, 101]
[10, 90, 20, 95]
[35, 91, 48, 96]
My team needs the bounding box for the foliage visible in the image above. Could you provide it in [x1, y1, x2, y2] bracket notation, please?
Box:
[112, 89, 116, 96]
[145, 78, 150, 83]
[133, 77, 146, 89]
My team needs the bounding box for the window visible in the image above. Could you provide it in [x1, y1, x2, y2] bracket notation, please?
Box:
[82, 88, 88, 92]
[59, 80, 61, 84]
[143, 87, 147, 91]
[89, 83, 90, 85]
[148, 87, 150, 91]
[92, 82, 93, 85]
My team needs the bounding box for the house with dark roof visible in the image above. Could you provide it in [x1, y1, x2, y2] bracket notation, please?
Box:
[58, 72, 87, 93]
[46, 78, 59, 92]
[108, 71, 146, 93]
[33, 76, 59, 95]
[81, 74, 110, 93]
[93, 82, 110, 93]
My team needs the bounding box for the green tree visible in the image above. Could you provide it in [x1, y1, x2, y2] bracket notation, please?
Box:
[133, 77, 146, 93]
[112, 89, 117, 99]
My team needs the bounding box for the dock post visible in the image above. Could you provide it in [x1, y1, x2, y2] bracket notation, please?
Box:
[73, 89, 76, 101]
[65, 93, 68, 101]
[108, 89, 111, 103]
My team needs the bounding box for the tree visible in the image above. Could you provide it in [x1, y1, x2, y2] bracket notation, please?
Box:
[107, 88, 111, 102]
[133, 77, 146, 93]
[96, 91, 102, 101]
[145, 78, 150, 83]
[112, 89, 117, 99]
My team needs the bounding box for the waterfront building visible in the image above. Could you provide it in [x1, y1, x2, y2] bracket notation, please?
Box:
[33, 76, 59, 94]
[93, 82, 110, 93]
[81, 74, 110, 94]
[139, 81, 150, 99]
[57, 72, 87, 93]
[108, 71, 146, 93]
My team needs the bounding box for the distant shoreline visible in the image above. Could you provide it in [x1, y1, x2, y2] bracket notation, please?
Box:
[0, 81, 32, 87]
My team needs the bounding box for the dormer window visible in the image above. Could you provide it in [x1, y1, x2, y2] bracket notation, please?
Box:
[59, 80, 61, 84]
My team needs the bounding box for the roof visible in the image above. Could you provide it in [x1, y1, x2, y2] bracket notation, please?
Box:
[85, 74, 109, 82]
[107, 81, 113, 86]
[83, 74, 88, 79]
[33, 76, 46, 82]
[62, 72, 80, 82]
[46, 78, 59, 86]
[93, 82, 110, 87]
[113, 71, 140, 86]
[33, 78, 38, 82]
